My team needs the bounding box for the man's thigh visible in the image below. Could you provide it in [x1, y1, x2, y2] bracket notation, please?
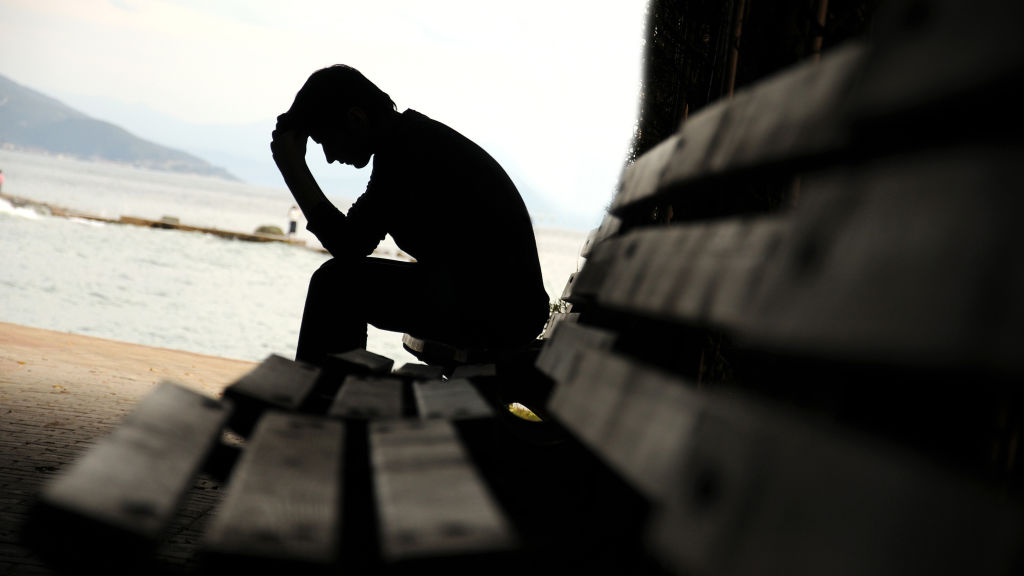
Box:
[346, 257, 464, 341]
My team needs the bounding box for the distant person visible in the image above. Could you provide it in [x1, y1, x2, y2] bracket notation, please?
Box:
[271, 64, 549, 366]
[287, 204, 300, 238]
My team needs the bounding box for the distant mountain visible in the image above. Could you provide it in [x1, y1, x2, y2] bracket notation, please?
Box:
[0, 73, 236, 180]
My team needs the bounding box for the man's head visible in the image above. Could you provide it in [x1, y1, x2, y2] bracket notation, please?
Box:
[283, 65, 397, 168]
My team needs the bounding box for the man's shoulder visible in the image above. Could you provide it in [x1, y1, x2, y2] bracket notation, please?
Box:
[397, 109, 492, 159]
[399, 109, 452, 136]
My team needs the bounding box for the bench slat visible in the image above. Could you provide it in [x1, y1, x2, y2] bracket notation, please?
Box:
[612, 43, 865, 218]
[561, 235, 621, 305]
[370, 419, 517, 565]
[574, 216, 787, 332]
[615, 133, 686, 215]
[546, 348, 696, 500]
[648, 375, 1024, 576]
[329, 375, 405, 420]
[393, 362, 447, 381]
[327, 348, 396, 375]
[413, 379, 493, 420]
[35, 382, 230, 546]
[849, 0, 1024, 135]
[738, 145, 1024, 374]
[223, 354, 321, 434]
[448, 363, 498, 380]
[541, 311, 579, 339]
[201, 412, 345, 568]
[545, 347, 1024, 575]
[701, 42, 864, 176]
[580, 213, 622, 258]
[536, 321, 617, 385]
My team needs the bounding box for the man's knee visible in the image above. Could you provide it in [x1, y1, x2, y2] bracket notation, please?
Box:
[308, 257, 401, 301]
[310, 257, 352, 286]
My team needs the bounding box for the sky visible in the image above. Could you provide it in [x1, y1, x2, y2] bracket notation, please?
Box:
[0, 0, 650, 230]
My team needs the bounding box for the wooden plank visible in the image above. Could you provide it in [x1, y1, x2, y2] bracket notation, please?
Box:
[31, 382, 230, 561]
[628, 225, 711, 317]
[328, 375, 405, 420]
[201, 412, 345, 569]
[393, 362, 446, 381]
[613, 131, 702, 214]
[546, 348, 1024, 574]
[413, 379, 493, 420]
[611, 42, 864, 217]
[559, 271, 579, 302]
[668, 219, 761, 325]
[737, 145, 1024, 375]
[561, 236, 623, 304]
[448, 363, 498, 380]
[598, 230, 665, 308]
[535, 321, 617, 384]
[223, 354, 321, 434]
[703, 217, 789, 328]
[849, 0, 1024, 135]
[701, 42, 864, 175]
[581, 213, 623, 259]
[224, 354, 321, 410]
[327, 347, 395, 375]
[545, 347, 631, 470]
[540, 311, 579, 339]
[370, 419, 518, 566]
[648, 381, 1024, 576]
[401, 333, 493, 366]
[546, 349, 698, 501]
[590, 216, 787, 331]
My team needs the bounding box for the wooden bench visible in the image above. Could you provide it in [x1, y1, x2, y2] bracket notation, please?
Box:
[25, 2, 1024, 574]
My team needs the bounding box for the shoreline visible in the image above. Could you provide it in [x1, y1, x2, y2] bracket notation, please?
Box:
[0, 320, 257, 398]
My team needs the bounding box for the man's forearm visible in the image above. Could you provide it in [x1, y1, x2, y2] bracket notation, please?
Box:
[277, 158, 330, 218]
[270, 118, 330, 219]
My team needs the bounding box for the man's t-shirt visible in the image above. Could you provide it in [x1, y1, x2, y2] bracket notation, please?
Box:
[305, 109, 550, 345]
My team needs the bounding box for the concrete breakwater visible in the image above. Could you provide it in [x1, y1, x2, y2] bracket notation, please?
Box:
[1, 191, 312, 247]
[1, 191, 417, 262]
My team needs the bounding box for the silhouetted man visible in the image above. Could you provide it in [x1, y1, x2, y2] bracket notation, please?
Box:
[271, 65, 550, 366]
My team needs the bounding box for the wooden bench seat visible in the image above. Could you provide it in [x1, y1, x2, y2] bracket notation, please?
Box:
[26, 2, 1024, 573]
[27, 353, 542, 575]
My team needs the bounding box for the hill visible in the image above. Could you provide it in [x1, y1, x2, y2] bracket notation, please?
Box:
[0, 73, 236, 180]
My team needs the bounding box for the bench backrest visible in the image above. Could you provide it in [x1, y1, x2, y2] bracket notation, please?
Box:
[538, 0, 1024, 573]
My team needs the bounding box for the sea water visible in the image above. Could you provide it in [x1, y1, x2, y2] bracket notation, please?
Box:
[0, 148, 589, 365]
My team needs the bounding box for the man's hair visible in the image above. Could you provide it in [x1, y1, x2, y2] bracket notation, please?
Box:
[286, 65, 396, 130]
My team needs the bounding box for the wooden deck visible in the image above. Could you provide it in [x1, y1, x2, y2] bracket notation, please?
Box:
[0, 322, 257, 576]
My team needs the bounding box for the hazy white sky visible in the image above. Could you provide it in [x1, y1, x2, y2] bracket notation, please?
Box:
[0, 0, 649, 229]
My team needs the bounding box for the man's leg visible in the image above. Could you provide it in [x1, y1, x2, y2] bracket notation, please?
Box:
[295, 258, 363, 365]
[294, 257, 464, 365]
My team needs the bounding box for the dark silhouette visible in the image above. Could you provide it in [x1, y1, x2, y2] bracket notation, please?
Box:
[271, 65, 550, 366]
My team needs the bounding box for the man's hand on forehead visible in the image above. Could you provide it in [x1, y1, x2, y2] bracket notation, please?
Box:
[271, 113, 312, 171]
